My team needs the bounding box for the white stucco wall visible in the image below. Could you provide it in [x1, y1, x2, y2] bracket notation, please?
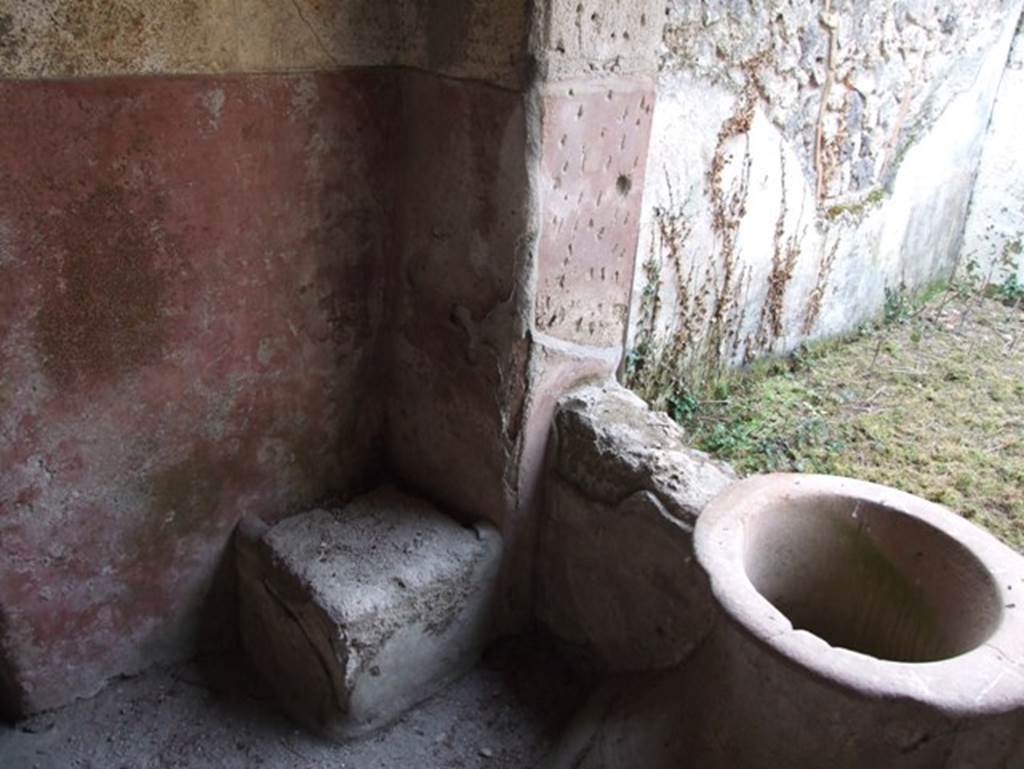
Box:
[626, 0, 1023, 386]
[962, 19, 1024, 285]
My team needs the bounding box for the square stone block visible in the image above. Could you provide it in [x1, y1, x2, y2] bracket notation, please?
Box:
[236, 486, 502, 739]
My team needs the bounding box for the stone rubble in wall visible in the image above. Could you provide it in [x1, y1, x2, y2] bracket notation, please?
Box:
[535, 0, 665, 80]
[661, 0, 1010, 202]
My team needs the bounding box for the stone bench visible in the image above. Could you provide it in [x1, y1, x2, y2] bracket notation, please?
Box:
[236, 486, 502, 740]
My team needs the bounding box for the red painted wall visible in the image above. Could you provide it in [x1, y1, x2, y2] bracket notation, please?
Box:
[0, 72, 395, 714]
[386, 73, 529, 530]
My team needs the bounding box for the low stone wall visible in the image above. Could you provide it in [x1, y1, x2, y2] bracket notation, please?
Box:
[536, 383, 736, 670]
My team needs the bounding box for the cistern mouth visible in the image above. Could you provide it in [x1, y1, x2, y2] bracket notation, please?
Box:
[697, 475, 1008, 664]
[741, 493, 1002, 662]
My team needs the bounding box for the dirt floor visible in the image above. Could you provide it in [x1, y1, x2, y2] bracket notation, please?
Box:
[0, 637, 590, 769]
[661, 291, 1024, 551]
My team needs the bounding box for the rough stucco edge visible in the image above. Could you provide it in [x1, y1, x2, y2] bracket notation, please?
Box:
[616, 87, 658, 382]
[492, 57, 548, 632]
[0, 64, 527, 96]
[946, 1, 1024, 280]
[959, 1, 1024, 263]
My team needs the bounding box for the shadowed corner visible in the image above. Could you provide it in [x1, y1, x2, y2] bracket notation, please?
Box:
[0, 606, 27, 723]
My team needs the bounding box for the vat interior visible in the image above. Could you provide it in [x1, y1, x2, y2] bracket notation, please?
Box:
[742, 494, 1002, 662]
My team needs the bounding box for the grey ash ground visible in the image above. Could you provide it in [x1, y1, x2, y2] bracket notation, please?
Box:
[0, 636, 589, 769]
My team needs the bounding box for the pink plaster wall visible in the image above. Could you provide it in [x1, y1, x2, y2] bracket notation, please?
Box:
[386, 73, 530, 531]
[0, 72, 395, 714]
[535, 79, 655, 348]
[0, 61, 659, 719]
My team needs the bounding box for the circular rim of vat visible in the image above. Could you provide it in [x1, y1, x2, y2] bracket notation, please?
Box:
[695, 473, 1024, 717]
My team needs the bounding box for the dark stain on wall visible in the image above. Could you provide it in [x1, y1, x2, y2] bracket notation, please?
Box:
[423, 0, 473, 71]
[133, 441, 241, 569]
[802, 237, 839, 335]
[751, 143, 799, 357]
[0, 607, 25, 720]
[0, 12, 20, 67]
[34, 182, 168, 391]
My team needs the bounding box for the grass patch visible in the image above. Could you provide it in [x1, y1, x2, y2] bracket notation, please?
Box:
[660, 291, 1024, 551]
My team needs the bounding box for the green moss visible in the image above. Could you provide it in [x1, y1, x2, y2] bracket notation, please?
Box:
[825, 187, 888, 220]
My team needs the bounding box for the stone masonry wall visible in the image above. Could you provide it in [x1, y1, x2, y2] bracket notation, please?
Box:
[627, 0, 1023, 393]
